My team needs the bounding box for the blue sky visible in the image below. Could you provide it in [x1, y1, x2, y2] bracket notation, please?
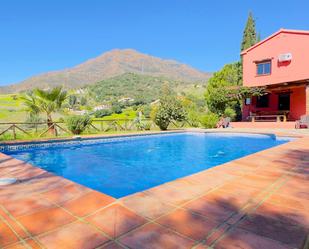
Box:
[0, 0, 308, 86]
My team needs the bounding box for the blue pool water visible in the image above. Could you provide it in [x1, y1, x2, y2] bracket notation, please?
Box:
[5, 132, 291, 198]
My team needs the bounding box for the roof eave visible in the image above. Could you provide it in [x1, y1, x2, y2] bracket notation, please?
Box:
[240, 28, 309, 56]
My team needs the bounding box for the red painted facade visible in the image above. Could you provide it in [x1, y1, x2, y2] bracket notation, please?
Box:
[241, 29, 309, 121]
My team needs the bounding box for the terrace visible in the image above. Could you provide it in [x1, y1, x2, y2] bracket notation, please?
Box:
[0, 129, 308, 249]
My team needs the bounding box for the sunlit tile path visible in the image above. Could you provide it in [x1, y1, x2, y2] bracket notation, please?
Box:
[0, 131, 308, 248]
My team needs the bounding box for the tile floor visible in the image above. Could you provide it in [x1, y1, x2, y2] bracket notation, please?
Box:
[0, 131, 308, 248]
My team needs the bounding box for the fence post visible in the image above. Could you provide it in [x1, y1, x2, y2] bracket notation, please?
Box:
[55, 124, 58, 137]
[12, 125, 16, 140]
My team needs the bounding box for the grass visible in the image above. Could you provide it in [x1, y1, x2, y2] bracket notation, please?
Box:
[0, 94, 28, 122]
[0, 93, 67, 123]
[93, 108, 138, 121]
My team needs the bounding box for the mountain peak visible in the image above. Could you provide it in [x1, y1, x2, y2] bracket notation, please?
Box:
[0, 49, 211, 93]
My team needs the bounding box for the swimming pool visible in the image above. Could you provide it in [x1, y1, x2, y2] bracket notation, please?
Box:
[4, 132, 291, 198]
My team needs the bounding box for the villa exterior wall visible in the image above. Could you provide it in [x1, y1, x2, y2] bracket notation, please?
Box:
[306, 85, 309, 115]
[242, 86, 306, 121]
[290, 86, 306, 119]
[241, 29, 309, 122]
[242, 30, 309, 87]
[242, 93, 277, 120]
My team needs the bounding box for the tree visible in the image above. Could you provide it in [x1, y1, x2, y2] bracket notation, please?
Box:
[257, 32, 261, 42]
[21, 87, 67, 131]
[111, 103, 122, 114]
[241, 12, 258, 51]
[205, 62, 242, 115]
[133, 95, 147, 106]
[153, 94, 187, 130]
[205, 63, 266, 119]
[80, 96, 87, 106]
[94, 109, 113, 118]
[68, 95, 77, 109]
[142, 105, 152, 118]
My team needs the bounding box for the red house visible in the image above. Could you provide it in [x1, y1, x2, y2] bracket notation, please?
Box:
[241, 29, 309, 122]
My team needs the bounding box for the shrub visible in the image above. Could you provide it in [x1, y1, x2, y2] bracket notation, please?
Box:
[187, 109, 201, 127]
[94, 109, 113, 118]
[142, 105, 152, 118]
[224, 107, 236, 120]
[150, 105, 158, 121]
[153, 96, 187, 130]
[111, 104, 122, 114]
[144, 122, 152, 130]
[68, 95, 77, 109]
[154, 107, 170, 130]
[80, 97, 87, 106]
[133, 117, 145, 130]
[66, 115, 91, 135]
[200, 112, 219, 129]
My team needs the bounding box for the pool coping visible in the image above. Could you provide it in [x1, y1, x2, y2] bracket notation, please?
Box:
[0, 129, 308, 248]
[0, 128, 301, 152]
[0, 130, 186, 152]
[0, 130, 184, 146]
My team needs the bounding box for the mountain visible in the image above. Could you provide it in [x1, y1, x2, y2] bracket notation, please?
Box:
[0, 49, 211, 93]
[87, 72, 203, 103]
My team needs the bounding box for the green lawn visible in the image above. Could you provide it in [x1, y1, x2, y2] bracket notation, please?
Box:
[93, 108, 139, 121]
[0, 94, 28, 122]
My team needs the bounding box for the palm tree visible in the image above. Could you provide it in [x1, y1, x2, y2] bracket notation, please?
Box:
[21, 87, 67, 134]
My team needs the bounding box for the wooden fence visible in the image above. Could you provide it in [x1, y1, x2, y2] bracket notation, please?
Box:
[0, 119, 190, 140]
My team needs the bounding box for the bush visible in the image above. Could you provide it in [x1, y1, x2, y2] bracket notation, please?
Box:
[111, 104, 122, 114]
[224, 107, 236, 120]
[144, 122, 152, 130]
[66, 115, 91, 135]
[94, 109, 113, 118]
[200, 112, 219, 129]
[153, 96, 187, 130]
[154, 107, 170, 130]
[142, 105, 152, 118]
[68, 95, 77, 109]
[80, 97, 87, 106]
[133, 117, 144, 130]
[187, 110, 201, 127]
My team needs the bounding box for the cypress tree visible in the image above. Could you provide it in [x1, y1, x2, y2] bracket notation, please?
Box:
[257, 32, 261, 42]
[241, 12, 258, 51]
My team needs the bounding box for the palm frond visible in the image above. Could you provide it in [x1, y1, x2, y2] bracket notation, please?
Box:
[20, 87, 68, 119]
[20, 93, 40, 114]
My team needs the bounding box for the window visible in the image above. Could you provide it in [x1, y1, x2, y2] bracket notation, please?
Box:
[245, 98, 251, 105]
[256, 61, 271, 75]
[256, 95, 269, 108]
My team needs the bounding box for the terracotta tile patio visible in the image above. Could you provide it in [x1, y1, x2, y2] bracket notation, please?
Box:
[0, 131, 308, 248]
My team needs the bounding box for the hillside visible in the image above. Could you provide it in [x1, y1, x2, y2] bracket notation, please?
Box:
[86, 72, 204, 103]
[0, 49, 211, 93]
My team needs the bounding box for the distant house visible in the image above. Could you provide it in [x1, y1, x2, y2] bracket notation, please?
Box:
[76, 89, 85, 94]
[94, 104, 111, 111]
[118, 97, 134, 103]
[150, 99, 160, 106]
[74, 110, 87, 115]
[241, 29, 309, 121]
